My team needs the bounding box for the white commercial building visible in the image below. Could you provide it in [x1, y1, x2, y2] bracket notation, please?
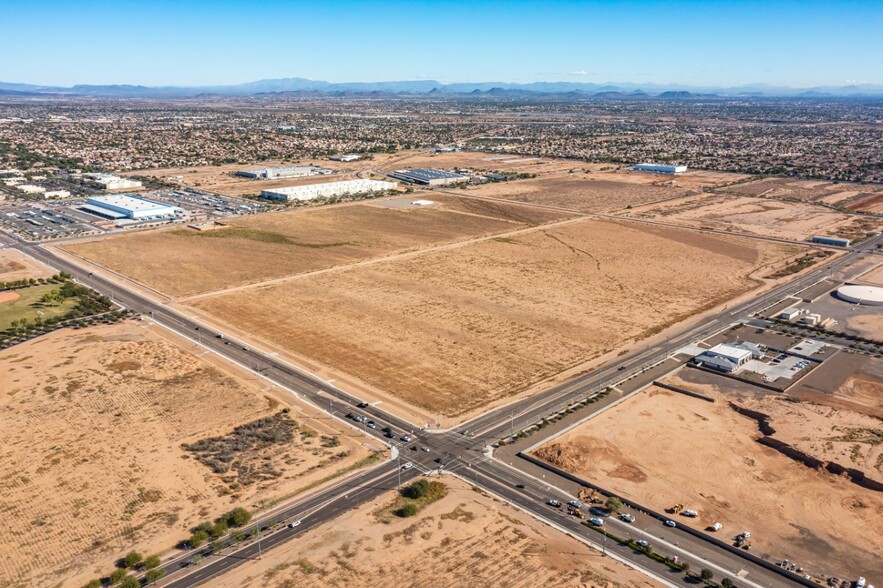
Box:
[694, 342, 764, 373]
[634, 163, 688, 174]
[329, 154, 361, 162]
[261, 179, 396, 202]
[84, 195, 182, 220]
[390, 168, 468, 186]
[43, 189, 71, 199]
[18, 184, 46, 194]
[235, 166, 332, 180]
[82, 173, 143, 192]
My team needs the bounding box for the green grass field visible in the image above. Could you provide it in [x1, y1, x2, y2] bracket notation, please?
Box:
[0, 284, 79, 331]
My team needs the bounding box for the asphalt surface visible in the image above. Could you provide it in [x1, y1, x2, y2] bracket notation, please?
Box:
[6, 233, 880, 588]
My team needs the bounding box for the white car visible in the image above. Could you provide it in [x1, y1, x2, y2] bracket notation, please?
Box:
[619, 514, 635, 523]
[289, 520, 301, 528]
[636, 540, 650, 549]
[589, 517, 604, 526]
[664, 519, 677, 528]
[402, 462, 413, 470]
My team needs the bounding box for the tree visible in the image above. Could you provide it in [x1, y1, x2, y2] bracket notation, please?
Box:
[681, 562, 691, 574]
[143, 554, 161, 570]
[721, 578, 734, 588]
[700, 568, 714, 582]
[83, 580, 102, 588]
[224, 507, 251, 527]
[123, 550, 143, 568]
[119, 576, 140, 588]
[189, 529, 210, 548]
[605, 497, 623, 513]
[145, 569, 166, 584]
[109, 568, 128, 584]
[210, 520, 228, 538]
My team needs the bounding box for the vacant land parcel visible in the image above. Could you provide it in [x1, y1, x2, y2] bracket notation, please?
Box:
[0, 323, 370, 588]
[190, 219, 797, 418]
[210, 477, 662, 588]
[533, 386, 883, 581]
[64, 198, 569, 297]
[625, 193, 878, 241]
[720, 177, 883, 213]
[0, 249, 54, 282]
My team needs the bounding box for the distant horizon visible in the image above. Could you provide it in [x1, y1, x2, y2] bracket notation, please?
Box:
[1, 1, 881, 88]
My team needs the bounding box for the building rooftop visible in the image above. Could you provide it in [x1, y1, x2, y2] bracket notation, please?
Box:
[392, 168, 466, 181]
[88, 194, 177, 212]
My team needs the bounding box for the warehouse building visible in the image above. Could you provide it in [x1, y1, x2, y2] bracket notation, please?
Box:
[261, 179, 396, 202]
[17, 184, 46, 194]
[389, 168, 468, 186]
[694, 342, 764, 373]
[235, 166, 332, 180]
[83, 195, 182, 220]
[811, 235, 850, 247]
[82, 173, 144, 192]
[43, 189, 71, 199]
[634, 163, 688, 174]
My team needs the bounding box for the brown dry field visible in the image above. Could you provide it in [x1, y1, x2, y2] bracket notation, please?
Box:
[211, 477, 663, 588]
[624, 193, 878, 241]
[456, 175, 687, 213]
[720, 177, 883, 212]
[189, 218, 798, 418]
[533, 386, 883, 581]
[0, 248, 55, 282]
[0, 323, 372, 588]
[63, 197, 569, 297]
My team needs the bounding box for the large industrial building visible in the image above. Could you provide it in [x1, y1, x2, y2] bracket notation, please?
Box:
[235, 166, 333, 180]
[694, 341, 764, 373]
[836, 285, 883, 306]
[389, 168, 468, 186]
[811, 235, 851, 247]
[82, 173, 144, 192]
[329, 154, 361, 162]
[83, 195, 182, 220]
[260, 179, 396, 202]
[634, 163, 688, 174]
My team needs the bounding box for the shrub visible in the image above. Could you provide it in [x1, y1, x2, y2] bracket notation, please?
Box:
[109, 568, 128, 584]
[83, 580, 102, 588]
[122, 550, 142, 568]
[721, 579, 734, 588]
[605, 497, 623, 513]
[145, 569, 166, 584]
[189, 529, 210, 547]
[210, 520, 228, 538]
[120, 577, 140, 588]
[700, 568, 714, 582]
[143, 555, 161, 570]
[397, 503, 419, 517]
[223, 507, 251, 527]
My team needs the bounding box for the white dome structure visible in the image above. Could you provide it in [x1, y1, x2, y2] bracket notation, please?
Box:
[836, 285, 883, 306]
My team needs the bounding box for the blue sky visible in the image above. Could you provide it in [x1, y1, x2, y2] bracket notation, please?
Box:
[0, 0, 880, 88]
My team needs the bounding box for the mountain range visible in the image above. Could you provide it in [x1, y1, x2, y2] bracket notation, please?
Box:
[1, 78, 882, 98]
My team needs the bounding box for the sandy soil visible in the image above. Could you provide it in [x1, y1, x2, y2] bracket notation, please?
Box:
[189, 218, 795, 418]
[720, 177, 883, 212]
[790, 354, 883, 419]
[624, 194, 868, 241]
[0, 323, 372, 588]
[533, 387, 883, 581]
[211, 477, 663, 588]
[846, 313, 883, 340]
[460, 175, 686, 213]
[0, 290, 21, 304]
[0, 248, 55, 282]
[858, 264, 883, 286]
[63, 197, 564, 297]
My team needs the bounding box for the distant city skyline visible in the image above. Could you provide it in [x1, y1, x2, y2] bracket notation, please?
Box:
[1, 0, 881, 88]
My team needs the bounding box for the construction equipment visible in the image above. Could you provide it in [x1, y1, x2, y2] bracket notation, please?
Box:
[667, 504, 684, 514]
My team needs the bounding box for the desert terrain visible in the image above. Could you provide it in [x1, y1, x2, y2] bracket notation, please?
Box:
[623, 193, 877, 242]
[0, 322, 373, 588]
[211, 477, 663, 588]
[719, 177, 883, 213]
[533, 386, 883, 581]
[188, 218, 798, 418]
[0, 248, 55, 282]
[791, 353, 883, 419]
[858, 264, 883, 286]
[63, 196, 570, 297]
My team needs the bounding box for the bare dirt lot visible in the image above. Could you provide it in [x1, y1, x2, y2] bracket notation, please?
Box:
[211, 477, 662, 588]
[791, 353, 883, 419]
[858, 264, 883, 286]
[533, 386, 883, 581]
[719, 177, 883, 212]
[459, 175, 686, 213]
[189, 219, 797, 418]
[0, 248, 55, 282]
[63, 197, 569, 297]
[624, 193, 875, 241]
[0, 323, 372, 588]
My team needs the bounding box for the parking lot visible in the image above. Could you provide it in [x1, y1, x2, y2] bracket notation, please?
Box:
[151, 188, 272, 217]
[0, 203, 102, 241]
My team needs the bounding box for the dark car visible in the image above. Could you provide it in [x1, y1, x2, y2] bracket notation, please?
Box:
[357, 402, 369, 408]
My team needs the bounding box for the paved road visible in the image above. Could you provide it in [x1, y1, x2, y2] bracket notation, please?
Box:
[8, 234, 879, 588]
